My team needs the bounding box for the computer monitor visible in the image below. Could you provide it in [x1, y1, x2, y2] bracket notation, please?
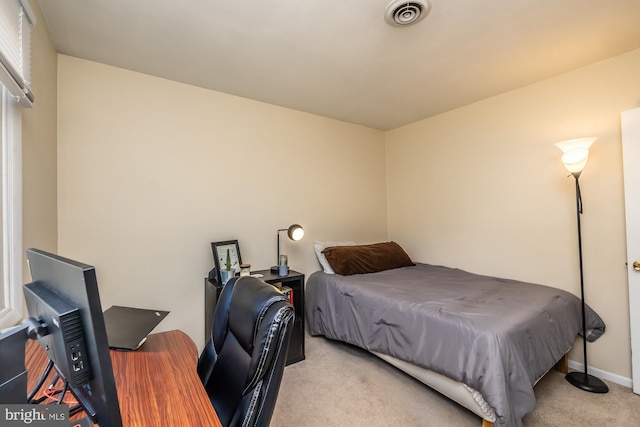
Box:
[23, 248, 122, 427]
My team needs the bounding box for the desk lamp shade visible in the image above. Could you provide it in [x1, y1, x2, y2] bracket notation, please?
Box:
[286, 224, 304, 241]
[555, 137, 608, 394]
[271, 224, 305, 272]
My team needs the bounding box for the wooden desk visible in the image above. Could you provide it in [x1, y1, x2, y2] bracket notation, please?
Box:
[26, 330, 221, 427]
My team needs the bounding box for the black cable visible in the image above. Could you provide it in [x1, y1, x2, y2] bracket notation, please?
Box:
[26, 358, 90, 417]
[56, 380, 69, 405]
[31, 395, 48, 404]
[27, 359, 54, 402]
[31, 372, 60, 403]
[31, 372, 61, 404]
[50, 373, 60, 387]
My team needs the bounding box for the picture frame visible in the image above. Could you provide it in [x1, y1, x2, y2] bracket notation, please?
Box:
[210, 240, 242, 283]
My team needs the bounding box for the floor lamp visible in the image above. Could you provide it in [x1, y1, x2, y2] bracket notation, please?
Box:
[555, 137, 609, 394]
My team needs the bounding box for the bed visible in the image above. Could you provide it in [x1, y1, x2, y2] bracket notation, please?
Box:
[306, 242, 606, 427]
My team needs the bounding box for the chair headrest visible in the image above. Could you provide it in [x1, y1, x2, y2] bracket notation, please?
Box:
[227, 277, 289, 353]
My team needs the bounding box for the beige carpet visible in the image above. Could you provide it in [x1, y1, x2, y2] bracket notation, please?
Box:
[271, 333, 640, 426]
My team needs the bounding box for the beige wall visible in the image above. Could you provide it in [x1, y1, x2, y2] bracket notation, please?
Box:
[57, 56, 388, 348]
[54, 39, 639, 379]
[386, 48, 640, 380]
[22, 2, 58, 280]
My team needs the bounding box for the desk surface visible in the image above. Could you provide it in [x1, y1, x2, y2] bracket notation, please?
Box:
[26, 330, 221, 427]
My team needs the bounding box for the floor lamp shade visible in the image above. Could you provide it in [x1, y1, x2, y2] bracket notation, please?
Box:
[554, 137, 596, 177]
[555, 137, 608, 394]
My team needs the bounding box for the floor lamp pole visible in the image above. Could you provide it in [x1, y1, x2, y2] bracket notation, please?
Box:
[565, 175, 609, 393]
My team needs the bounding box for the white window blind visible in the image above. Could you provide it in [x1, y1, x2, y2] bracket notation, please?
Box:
[0, 0, 35, 107]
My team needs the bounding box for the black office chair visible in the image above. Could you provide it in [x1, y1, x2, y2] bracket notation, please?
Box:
[198, 276, 295, 427]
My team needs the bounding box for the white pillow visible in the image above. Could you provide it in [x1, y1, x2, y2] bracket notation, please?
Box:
[313, 241, 356, 274]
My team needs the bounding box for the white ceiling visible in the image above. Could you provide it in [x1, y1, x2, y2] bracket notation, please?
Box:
[38, 0, 640, 130]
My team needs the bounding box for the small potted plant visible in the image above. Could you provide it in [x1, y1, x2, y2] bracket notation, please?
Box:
[220, 248, 233, 284]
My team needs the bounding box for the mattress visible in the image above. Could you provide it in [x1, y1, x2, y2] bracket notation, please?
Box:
[305, 263, 605, 426]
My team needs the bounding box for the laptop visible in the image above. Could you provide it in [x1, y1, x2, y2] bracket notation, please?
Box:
[103, 305, 169, 351]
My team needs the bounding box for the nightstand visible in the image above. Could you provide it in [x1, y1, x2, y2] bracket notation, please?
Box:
[204, 269, 305, 366]
[251, 269, 305, 365]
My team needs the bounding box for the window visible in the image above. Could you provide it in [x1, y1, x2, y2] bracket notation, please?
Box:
[0, 0, 34, 329]
[0, 85, 22, 329]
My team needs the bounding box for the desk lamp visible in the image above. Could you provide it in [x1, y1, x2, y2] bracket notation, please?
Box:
[270, 224, 304, 273]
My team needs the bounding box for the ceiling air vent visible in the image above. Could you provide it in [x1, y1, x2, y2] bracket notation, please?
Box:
[384, 0, 431, 27]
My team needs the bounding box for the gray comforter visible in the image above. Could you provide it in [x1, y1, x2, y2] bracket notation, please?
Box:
[306, 263, 605, 427]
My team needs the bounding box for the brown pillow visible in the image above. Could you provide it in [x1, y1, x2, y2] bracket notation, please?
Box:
[322, 241, 414, 276]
